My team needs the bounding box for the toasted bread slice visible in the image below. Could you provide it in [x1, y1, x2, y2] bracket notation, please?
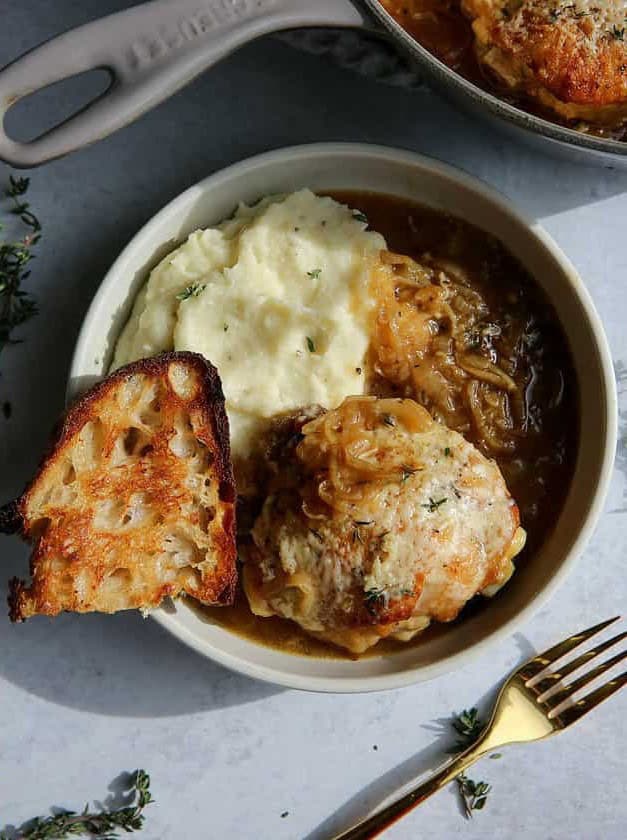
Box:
[3, 352, 237, 621]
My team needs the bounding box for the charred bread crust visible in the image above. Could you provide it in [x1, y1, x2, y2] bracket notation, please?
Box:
[5, 352, 237, 619]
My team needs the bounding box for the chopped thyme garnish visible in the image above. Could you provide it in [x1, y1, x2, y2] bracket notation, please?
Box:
[354, 519, 374, 526]
[307, 268, 322, 279]
[306, 336, 316, 353]
[223, 323, 229, 332]
[363, 587, 386, 614]
[177, 283, 205, 300]
[352, 211, 368, 224]
[400, 465, 419, 483]
[422, 497, 447, 512]
[444, 447, 451, 457]
[549, 5, 591, 23]
[309, 528, 323, 542]
[611, 24, 626, 40]
[382, 413, 396, 427]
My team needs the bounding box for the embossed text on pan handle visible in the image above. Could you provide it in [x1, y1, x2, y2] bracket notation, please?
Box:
[0, 0, 365, 168]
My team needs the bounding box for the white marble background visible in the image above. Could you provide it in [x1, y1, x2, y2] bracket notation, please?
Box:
[0, 3, 625, 838]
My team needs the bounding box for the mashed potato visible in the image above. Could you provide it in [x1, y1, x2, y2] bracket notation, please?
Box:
[113, 190, 385, 464]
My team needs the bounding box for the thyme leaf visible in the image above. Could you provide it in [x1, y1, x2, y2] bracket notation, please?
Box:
[176, 283, 205, 301]
[400, 465, 420, 483]
[422, 497, 448, 512]
[363, 587, 387, 614]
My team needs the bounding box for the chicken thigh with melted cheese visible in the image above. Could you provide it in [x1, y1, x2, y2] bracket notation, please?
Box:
[244, 396, 526, 654]
[463, 0, 627, 125]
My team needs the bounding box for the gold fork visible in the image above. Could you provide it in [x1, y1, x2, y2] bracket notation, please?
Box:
[333, 617, 626, 840]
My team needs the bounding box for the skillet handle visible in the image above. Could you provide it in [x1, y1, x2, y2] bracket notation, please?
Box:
[0, 0, 365, 168]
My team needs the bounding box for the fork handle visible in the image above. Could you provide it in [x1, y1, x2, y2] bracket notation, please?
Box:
[332, 745, 484, 839]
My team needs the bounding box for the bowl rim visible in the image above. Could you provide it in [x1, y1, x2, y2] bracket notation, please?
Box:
[69, 142, 617, 692]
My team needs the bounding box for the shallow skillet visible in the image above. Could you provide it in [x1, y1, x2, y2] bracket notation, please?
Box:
[0, 0, 626, 169]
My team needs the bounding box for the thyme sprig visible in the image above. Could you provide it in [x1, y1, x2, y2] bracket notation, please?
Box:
[0, 176, 41, 355]
[456, 774, 491, 818]
[1, 769, 153, 839]
[449, 709, 493, 819]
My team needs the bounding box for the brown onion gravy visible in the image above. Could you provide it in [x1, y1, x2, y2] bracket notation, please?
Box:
[194, 191, 578, 660]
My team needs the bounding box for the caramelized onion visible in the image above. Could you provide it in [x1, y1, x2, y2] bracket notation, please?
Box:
[298, 396, 431, 513]
[368, 250, 524, 456]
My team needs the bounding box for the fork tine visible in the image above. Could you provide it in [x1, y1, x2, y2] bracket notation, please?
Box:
[562, 649, 627, 697]
[518, 616, 621, 681]
[528, 630, 627, 694]
[541, 648, 627, 708]
[552, 670, 627, 727]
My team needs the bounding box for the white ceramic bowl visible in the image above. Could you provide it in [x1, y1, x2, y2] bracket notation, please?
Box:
[69, 143, 616, 692]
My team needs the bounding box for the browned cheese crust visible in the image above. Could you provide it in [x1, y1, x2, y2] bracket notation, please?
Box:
[3, 352, 237, 620]
[245, 396, 524, 654]
[463, 0, 627, 122]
